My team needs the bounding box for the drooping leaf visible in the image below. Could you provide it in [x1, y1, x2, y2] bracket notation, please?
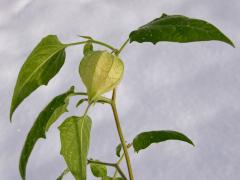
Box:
[10, 35, 68, 120]
[133, 130, 194, 153]
[59, 116, 92, 180]
[129, 13, 234, 47]
[79, 51, 124, 102]
[19, 86, 74, 180]
[90, 161, 107, 178]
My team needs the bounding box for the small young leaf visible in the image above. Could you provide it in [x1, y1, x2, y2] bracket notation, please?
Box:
[10, 35, 67, 120]
[90, 161, 107, 178]
[83, 42, 93, 56]
[19, 86, 74, 180]
[116, 143, 122, 157]
[133, 130, 194, 153]
[59, 116, 92, 180]
[129, 13, 234, 47]
[79, 51, 124, 102]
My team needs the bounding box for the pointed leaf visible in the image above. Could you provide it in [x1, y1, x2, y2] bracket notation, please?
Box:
[133, 130, 194, 153]
[129, 13, 234, 47]
[90, 161, 107, 178]
[19, 87, 74, 180]
[59, 116, 92, 180]
[10, 35, 67, 120]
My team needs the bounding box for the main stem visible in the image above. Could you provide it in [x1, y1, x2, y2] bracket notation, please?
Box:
[111, 89, 134, 180]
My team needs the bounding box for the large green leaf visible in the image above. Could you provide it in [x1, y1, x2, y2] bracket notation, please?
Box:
[133, 130, 194, 153]
[90, 161, 107, 178]
[19, 86, 74, 180]
[59, 116, 92, 180]
[129, 13, 234, 47]
[10, 35, 67, 120]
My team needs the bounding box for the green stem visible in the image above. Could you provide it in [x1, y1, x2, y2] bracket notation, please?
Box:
[111, 89, 134, 180]
[66, 39, 116, 51]
[113, 143, 132, 178]
[66, 41, 88, 46]
[116, 38, 130, 55]
[91, 39, 116, 51]
[88, 159, 127, 180]
[83, 103, 91, 117]
[57, 168, 70, 180]
[117, 153, 125, 165]
[88, 159, 115, 167]
[73, 92, 87, 96]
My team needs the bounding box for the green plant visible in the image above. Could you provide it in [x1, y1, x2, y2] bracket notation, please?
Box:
[10, 14, 234, 180]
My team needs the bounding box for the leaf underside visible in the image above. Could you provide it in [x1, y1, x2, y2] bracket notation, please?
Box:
[10, 35, 67, 120]
[133, 130, 194, 153]
[59, 116, 92, 180]
[19, 87, 74, 180]
[129, 13, 234, 47]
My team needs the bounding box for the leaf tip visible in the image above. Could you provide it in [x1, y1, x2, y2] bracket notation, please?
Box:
[9, 108, 14, 122]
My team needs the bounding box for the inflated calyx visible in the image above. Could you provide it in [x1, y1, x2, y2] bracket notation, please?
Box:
[79, 51, 124, 102]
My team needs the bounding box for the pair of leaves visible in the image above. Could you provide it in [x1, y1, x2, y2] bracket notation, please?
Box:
[129, 13, 234, 47]
[116, 130, 194, 157]
[19, 87, 74, 180]
[59, 116, 92, 180]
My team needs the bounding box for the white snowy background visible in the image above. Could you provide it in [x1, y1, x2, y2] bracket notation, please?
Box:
[0, 0, 240, 179]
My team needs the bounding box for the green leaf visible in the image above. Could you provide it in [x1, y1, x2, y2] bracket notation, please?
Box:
[19, 86, 74, 180]
[90, 161, 107, 178]
[133, 130, 194, 153]
[59, 116, 92, 180]
[129, 13, 234, 47]
[10, 35, 67, 120]
[115, 143, 122, 157]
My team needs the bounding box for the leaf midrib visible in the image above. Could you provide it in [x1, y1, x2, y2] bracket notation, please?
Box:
[16, 45, 65, 97]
